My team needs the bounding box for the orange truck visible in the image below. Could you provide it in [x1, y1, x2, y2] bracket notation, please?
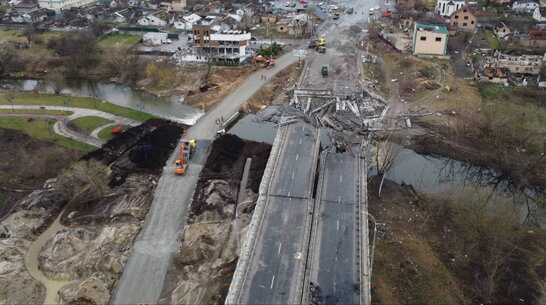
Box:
[252, 55, 276, 68]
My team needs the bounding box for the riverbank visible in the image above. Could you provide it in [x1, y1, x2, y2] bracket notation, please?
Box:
[369, 176, 546, 305]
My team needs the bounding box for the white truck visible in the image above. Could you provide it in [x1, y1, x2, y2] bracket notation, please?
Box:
[369, 8, 375, 15]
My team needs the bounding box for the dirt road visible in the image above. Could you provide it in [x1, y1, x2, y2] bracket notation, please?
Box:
[110, 51, 298, 305]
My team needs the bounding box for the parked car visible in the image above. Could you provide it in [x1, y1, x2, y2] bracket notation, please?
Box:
[347, 7, 354, 14]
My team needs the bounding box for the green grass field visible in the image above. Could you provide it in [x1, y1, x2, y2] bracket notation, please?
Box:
[70, 116, 113, 134]
[0, 117, 96, 152]
[98, 34, 141, 49]
[97, 125, 117, 141]
[0, 92, 155, 121]
[0, 109, 73, 115]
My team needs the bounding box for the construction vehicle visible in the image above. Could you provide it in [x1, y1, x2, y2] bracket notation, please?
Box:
[321, 65, 328, 77]
[252, 55, 276, 68]
[174, 139, 196, 175]
[316, 38, 326, 46]
[316, 45, 326, 53]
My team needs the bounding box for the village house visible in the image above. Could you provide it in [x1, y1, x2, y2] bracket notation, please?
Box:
[10, 0, 38, 12]
[172, 0, 186, 12]
[491, 0, 510, 4]
[512, 0, 540, 14]
[38, 0, 97, 12]
[173, 13, 202, 30]
[487, 51, 545, 75]
[449, 5, 477, 31]
[137, 10, 173, 27]
[5, 8, 49, 24]
[494, 22, 511, 39]
[533, 6, 546, 21]
[413, 22, 449, 56]
[523, 29, 546, 47]
[436, 0, 466, 17]
[276, 18, 291, 32]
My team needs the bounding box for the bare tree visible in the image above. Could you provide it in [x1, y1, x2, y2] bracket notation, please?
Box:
[46, 70, 65, 94]
[375, 133, 404, 196]
[57, 160, 111, 203]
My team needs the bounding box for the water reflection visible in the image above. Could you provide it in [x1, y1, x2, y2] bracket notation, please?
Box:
[0, 78, 203, 125]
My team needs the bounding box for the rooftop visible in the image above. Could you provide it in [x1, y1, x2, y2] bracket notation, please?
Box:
[415, 22, 448, 34]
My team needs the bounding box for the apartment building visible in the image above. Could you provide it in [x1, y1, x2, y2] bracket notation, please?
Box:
[192, 18, 251, 64]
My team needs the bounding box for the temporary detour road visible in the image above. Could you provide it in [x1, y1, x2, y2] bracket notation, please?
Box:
[110, 51, 297, 305]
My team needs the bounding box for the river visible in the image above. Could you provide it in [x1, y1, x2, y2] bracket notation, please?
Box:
[0, 78, 203, 125]
[227, 116, 544, 226]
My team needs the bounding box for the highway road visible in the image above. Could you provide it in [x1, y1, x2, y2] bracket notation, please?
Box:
[309, 152, 360, 304]
[238, 121, 319, 305]
[110, 50, 297, 305]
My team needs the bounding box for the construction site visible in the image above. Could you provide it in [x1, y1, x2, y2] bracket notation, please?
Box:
[1, 0, 545, 304]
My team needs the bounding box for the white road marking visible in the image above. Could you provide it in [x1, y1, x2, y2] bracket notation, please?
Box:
[299, 138, 302, 144]
[296, 154, 299, 161]
[287, 191, 291, 197]
[337, 220, 339, 231]
[338, 196, 341, 204]
[291, 171, 295, 180]
[340, 175, 343, 183]
[270, 275, 275, 289]
[278, 243, 282, 254]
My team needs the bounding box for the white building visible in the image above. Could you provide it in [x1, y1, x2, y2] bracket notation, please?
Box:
[173, 13, 201, 30]
[137, 11, 173, 27]
[38, 0, 97, 12]
[436, 0, 465, 17]
[533, 6, 546, 21]
[512, 0, 540, 13]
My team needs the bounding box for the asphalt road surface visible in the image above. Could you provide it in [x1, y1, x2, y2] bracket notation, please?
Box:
[110, 50, 297, 305]
[310, 152, 360, 305]
[238, 121, 319, 305]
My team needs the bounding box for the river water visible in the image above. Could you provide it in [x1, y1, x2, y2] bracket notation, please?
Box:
[0, 78, 203, 125]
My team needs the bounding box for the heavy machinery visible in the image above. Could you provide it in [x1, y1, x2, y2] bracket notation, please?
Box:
[316, 38, 326, 46]
[321, 65, 328, 77]
[253, 55, 276, 68]
[316, 45, 326, 53]
[174, 139, 196, 175]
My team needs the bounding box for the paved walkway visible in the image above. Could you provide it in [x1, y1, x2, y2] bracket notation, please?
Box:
[110, 50, 298, 305]
[0, 105, 140, 147]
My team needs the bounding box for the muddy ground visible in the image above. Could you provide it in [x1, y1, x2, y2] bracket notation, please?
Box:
[243, 62, 304, 113]
[159, 134, 271, 305]
[0, 119, 185, 304]
[184, 66, 258, 111]
[0, 129, 82, 218]
[369, 176, 546, 305]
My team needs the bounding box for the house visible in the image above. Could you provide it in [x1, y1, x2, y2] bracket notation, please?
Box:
[512, 0, 540, 13]
[449, 5, 477, 31]
[475, 67, 509, 84]
[491, 0, 510, 4]
[37, 0, 97, 12]
[413, 22, 449, 56]
[436, 0, 466, 17]
[191, 19, 251, 64]
[6, 8, 48, 23]
[106, 8, 136, 23]
[488, 51, 544, 75]
[400, 16, 414, 29]
[494, 22, 511, 38]
[173, 13, 202, 30]
[137, 11, 173, 27]
[261, 14, 279, 23]
[11, 1, 38, 12]
[533, 6, 546, 21]
[202, 1, 223, 14]
[276, 18, 291, 32]
[243, 3, 257, 17]
[523, 29, 546, 47]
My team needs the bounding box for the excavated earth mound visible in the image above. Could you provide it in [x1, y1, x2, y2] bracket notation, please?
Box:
[160, 134, 271, 305]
